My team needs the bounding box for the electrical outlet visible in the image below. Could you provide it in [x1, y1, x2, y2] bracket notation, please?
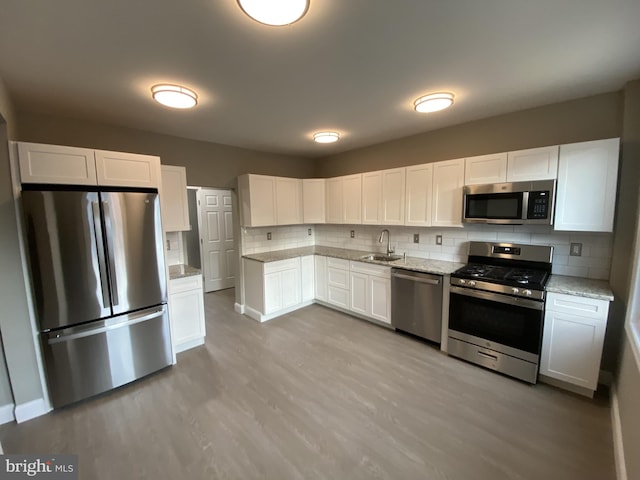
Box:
[308, 228, 312, 236]
[436, 235, 443, 245]
[350, 230, 355, 238]
[413, 233, 419, 244]
[267, 232, 272, 240]
[570, 242, 582, 256]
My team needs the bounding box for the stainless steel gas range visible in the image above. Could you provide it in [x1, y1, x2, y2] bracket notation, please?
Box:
[448, 241, 553, 383]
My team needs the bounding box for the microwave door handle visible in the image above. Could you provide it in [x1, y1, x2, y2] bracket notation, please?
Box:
[521, 191, 530, 221]
[92, 201, 110, 308]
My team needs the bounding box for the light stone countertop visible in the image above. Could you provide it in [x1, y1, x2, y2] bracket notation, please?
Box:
[242, 246, 464, 275]
[169, 264, 202, 280]
[545, 274, 614, 301]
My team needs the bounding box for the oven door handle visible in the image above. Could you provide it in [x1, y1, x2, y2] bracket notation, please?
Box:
[450, 285, 544, 311]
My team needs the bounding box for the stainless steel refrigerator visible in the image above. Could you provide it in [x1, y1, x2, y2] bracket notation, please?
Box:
[22, 187, 172, 408]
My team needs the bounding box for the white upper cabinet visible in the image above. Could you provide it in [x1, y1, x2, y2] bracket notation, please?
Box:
[464, 152, 508, 185]
[381, 167, 405, 225]
[432, 158, 465, 227]
[238, 174, 276, 227]
[506, 146, 559, 182]
[362, 171, 383, 224]
[302, 179, 326, 223]
[275, 177, 302, 225]
[325, 177, 344, 224]
[405, 163, 433, 227]
[554, 138, 620, 232]
[343, 174, 362, 224]
[95, 150, 161, 188]
[160, 165, 190, 232]
[18, 142, 98, 185]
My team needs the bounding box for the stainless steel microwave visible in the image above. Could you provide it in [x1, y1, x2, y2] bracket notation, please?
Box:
[463, 180, 556, 225]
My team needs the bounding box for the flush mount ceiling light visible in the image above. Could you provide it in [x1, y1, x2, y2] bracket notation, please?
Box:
[414, 92, 455, 113]
[151, 84, 198, 109]
[237, 0, 309, 26]
[313, 131, 340, 144]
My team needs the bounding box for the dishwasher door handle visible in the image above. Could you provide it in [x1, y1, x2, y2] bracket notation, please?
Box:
[392, 272, 440, 285]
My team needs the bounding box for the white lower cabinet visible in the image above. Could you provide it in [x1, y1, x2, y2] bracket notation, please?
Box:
[540, 292, 610, 395]
[301, 255, 315, 303]
[327, 257, 350, 309]
[168, 275, 206, 353]
[349, 261, 391, 324]
[314, 255, 328, 301]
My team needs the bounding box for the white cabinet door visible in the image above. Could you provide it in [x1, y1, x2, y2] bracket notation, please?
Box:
[506, 146, 559, 182]
[161, 165, 190, 232]
[17, 142, 98, 185]
[405, 163, 433, 226]
[325, 177, 343, 224]
[263, 271, 283, 314]
[275, 177, 302, 225]
[343, 174, 362, 224]
[555, 138, 619, 232]
[362, 171, 382, 225]
[168, 276, 206, 353]
[540, 310, 606, 391]
[369, 275, 391, 324]
[281, 267, 301, 308]
[382, 167, 405, 225]
[432, 158, 465, 227]
[95, 150, 161, 188]
[314, 255, 328, 301]
[464, 153, 508, 185]
[238, 174, 277, 227]
[327, 286, 350, 309]
[302, 179, 326, 223]
[300, 255, 315, 303]
[350, 271, 368, 315]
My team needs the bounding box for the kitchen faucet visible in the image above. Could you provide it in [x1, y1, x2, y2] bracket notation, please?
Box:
[378, 229, 394, 255]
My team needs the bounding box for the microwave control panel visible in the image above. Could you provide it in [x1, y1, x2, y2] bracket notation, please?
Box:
[527, 191, 551, 219]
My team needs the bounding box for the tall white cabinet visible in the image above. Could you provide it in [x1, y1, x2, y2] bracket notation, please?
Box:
[325, 174, 362, 224]
[302, 179, 326, 223]
[431, 158, 465, 227]
[554, 138, 619, 232]
[405, 164, 433, 226]
[160, 165, 190, 232]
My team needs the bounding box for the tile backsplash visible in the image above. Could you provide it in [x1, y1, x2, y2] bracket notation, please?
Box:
[242, 223, 613, 280]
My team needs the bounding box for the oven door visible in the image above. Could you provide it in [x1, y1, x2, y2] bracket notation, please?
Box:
[463, 191, 525, 224]
[448, 286, 544, 363]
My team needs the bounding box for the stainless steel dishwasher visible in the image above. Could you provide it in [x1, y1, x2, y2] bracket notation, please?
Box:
[391, 269, 443, 343]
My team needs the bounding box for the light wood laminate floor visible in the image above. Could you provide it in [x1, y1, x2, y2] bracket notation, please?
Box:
[1, 289, 615, 479]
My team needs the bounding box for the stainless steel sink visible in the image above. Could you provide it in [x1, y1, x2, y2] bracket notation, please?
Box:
[361, 253, 403, 262]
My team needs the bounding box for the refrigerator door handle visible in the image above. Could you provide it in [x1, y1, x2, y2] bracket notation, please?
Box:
[47, 308, 165, 345]
[92, 201, 111, 308]
[102, 200, 120, 306]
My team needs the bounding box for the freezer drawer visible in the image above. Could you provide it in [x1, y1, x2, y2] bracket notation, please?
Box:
[41, 305, 172, 408]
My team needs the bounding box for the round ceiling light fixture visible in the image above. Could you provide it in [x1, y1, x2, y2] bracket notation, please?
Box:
[237, 0, 309, 26]
[313, 131, 340, 144]
[151, 84, 198, 109]
[414, 92, 455, 113]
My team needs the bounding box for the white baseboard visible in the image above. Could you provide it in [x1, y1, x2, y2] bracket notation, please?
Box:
[0, 403, 15, 425]
[611, 384, 628, 480]
[14, 398, 50, 423]
[175, 336, 205, 354]
[234, 303, 245, 314]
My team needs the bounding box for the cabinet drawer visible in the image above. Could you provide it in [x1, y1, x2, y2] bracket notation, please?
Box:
[169, 275, 202, 294]
[263, 257, 300, 274]
[546, 292, 609, 321]
[328, 267, 350, 289]
[327, 257, 349, 270]
[350, 260, 391, 278]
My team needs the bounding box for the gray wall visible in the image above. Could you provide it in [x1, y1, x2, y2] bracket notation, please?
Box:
[316, 92, 622, 177]
[14, 111, 315, 189]
[0, 77, 44, 406]
[613, 79, 640, 480]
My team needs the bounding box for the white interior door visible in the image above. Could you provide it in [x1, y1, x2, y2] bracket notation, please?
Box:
[198, 188, 235, 292]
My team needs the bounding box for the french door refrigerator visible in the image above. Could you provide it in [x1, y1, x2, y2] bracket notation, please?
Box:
[22, 186, 172, 408]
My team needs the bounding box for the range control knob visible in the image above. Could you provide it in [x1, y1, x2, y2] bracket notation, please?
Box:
[459, 279, 466, 285]
[511, 287, 520, 294]
[468, 281, 476, 286]
[523, 289, 533, 296]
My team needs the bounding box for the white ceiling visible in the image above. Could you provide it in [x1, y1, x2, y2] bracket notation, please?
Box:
[1, 0, 639, 158]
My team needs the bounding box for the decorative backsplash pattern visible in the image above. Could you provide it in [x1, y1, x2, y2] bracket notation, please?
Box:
[242, 223, 613, 280]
